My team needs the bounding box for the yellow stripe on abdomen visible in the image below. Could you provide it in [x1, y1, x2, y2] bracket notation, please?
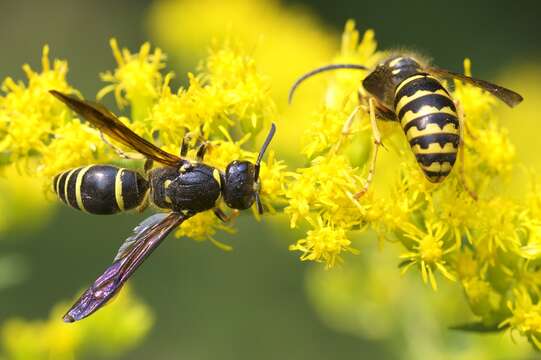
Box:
[395, 89, 450, 116]
[75, 165, 92, 212]
[115, 168, 125, 211]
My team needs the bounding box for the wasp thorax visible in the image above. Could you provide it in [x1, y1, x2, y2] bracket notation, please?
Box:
[223, 160, 257, 210]
[384, 56, 422, 73]
[363, 56, 424, 107]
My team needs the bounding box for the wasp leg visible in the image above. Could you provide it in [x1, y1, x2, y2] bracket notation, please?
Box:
[455, 100, 478, 201]
[144, 158, 154, 173]
[333, 105, 362, 153]
[213, 208, 239, 223]
[136, 190, 150, 213]
[334, 87, 392, 153]
[137, 162, 153, 212]
[100, 131, 142, 160]
[355, 97, 382, 199]
[456, 100, 478, 140]
[180, 132, 192, 157]
[196, 142, 209, 162]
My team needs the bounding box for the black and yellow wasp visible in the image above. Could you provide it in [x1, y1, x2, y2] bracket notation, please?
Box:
[49, 90, 276, 322]
[289, 54, 523, 195]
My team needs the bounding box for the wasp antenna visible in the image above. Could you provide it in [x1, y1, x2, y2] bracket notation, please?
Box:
[288, 64, 369, 104]
[254, 123, 277, 181]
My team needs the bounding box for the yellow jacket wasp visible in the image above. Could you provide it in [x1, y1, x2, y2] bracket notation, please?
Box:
[289, 54, 523, 196]
[50, 90, 276, 322]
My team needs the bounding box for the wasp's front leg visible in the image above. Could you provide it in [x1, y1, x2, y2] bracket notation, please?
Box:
[355, 97, 382, 199]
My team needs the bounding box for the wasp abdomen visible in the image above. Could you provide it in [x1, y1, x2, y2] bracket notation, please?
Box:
[53, 165, 148, 214]
[393, 74, 460, 183]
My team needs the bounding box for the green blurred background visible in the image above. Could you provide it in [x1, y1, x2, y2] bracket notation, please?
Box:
[0, 0, 539, 359]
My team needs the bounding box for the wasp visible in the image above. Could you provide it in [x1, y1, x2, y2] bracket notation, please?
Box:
[49, 90, 276, 322]
[288, 54, 523, 196]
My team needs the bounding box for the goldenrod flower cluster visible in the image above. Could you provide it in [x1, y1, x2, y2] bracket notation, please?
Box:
[1, 2, 540, 350]
[285, 20, 541, 348]
[1, 286, 153, 359]
[148, 0, 337, 159]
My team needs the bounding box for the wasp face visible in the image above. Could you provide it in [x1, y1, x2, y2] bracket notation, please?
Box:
[222, 160, 257, 210]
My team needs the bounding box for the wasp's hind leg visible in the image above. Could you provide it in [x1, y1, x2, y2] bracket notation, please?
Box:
[354, 97, 382, 199]
[136, 158, 154, 213]
[135, 191, 150, 213]
[455, 100, 478, 201]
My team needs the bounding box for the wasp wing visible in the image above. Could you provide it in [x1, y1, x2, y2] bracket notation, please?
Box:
[63, 211, 192, 322]
[113, 213, 169, 262]
[427, 67, 523, 108]
[50, 90, 183, 166]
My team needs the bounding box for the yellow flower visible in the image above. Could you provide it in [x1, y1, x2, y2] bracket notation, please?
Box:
[147, 0, 337, 158]
[428, 180, 476, 246]
[1, 286, 153, 359]
[175, 211, 235, 250]
[453, 59, 497, 130]
[520, 218, 541, 260]
[284, 155, 366, 229]
[474, 197, 523, 262]
[257, 150, 288, 212]
[471, 124, 516, 176]
[39, 120, 110, 179]
[501, 290, 541, 349]
[399, 220, 456, 290]
[462, 277, 502, 322]
[98, 38, 167, 121]
[300, 21, 378, 158]
[150, 40, 277, 146]
[0, 46, 74, 168]
[148, 0, 335, 100]
[289, 216, 358, 268]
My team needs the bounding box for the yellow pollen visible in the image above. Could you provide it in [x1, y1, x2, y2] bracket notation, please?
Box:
[419, 236, 443, 263]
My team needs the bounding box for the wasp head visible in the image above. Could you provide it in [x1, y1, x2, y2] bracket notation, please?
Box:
[222, 123, 276, 213]
[363, 55, 423, 107]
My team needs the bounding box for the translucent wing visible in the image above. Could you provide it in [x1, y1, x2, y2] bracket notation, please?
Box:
[427, 67, 523, 108]
[50, 90, 184, 166]
[63, 211, 193, 322]
[114, 213, 169, 262]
